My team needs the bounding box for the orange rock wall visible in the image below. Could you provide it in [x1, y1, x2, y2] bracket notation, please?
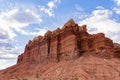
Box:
[17, 19, 115, 64]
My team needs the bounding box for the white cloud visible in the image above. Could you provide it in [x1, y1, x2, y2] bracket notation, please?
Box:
[0, 0, 61, 70]
[96, 6, 104, 9]
[79, 8, 120, 43]
[113, 0, 120, 14]
[75, 4, 84, 11]
[48, 0, 60, 9]
[0, 43, 19, 70]
[35, 28, 47, 36]
[74, 4, 89, 20]
[48, 1, 56, 9]
[0, 27, 16, 41]
[113, 7, 120, 14]
[114, 0, 120, 6]
[0, 43, 19, 59]
[0, 59, 16, 70]
[0, 7, 48, 69]
[17, 28, 47, 36]
[0, 8, 42, 41]
[0, 8, 44, 69]
[39, 0, 60, 16]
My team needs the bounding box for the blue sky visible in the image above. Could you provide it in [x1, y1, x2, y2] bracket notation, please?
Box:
[0, 0, 120, 69]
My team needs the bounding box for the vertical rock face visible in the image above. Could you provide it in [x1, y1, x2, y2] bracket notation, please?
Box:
[17, 19, 115, 64]
[114, 43, 120, 58]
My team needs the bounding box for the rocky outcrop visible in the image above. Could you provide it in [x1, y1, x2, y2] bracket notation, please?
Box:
[114, 43, 120, 58]
[1, 19, 120, 80]
[17, 19, 115, 64]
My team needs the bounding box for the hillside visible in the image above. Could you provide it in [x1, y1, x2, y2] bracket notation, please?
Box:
[0, 19, 120, 80]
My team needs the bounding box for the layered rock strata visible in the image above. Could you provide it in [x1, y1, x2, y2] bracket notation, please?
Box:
[1, 19, 120, 80]
[17, 19, 116, 64]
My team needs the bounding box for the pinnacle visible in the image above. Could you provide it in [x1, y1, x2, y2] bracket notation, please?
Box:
[66, 18, 75, 24]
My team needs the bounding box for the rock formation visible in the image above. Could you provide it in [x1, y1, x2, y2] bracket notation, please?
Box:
[17, 19, 116, 64]
[0, 19, 120, 80]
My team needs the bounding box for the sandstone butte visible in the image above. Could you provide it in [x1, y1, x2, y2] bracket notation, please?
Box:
[0, 19, 120, 80]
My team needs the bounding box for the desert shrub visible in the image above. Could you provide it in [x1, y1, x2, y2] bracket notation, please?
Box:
[36, 73, 39, 78]
[73, 77, 79, 80]
[22, 77, 27, 80]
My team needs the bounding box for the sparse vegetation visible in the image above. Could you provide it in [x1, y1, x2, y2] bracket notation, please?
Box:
[22, 77, 27, 80]
[74, 77, 79, 80]
[72, 77, 79, 80]
[36, 73, 39, 78]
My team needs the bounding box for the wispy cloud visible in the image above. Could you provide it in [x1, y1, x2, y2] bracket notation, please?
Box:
[75, 4, 84, 12]
[39, 0, 60, 17]
[113, 0, 120, 6]
[74, 4, 89, 20]
[0, 42, 20, 60]
[113, 0, 120, 14]
[0, 42, 19, 69]
[17, 28, 47, 36]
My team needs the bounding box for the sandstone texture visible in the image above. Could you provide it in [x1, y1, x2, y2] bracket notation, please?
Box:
[0, 19, 120, 80]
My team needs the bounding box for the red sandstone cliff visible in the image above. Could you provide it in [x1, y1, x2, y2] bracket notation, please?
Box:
[17, 19, 115, 64]
[0, 19, 120, 80]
